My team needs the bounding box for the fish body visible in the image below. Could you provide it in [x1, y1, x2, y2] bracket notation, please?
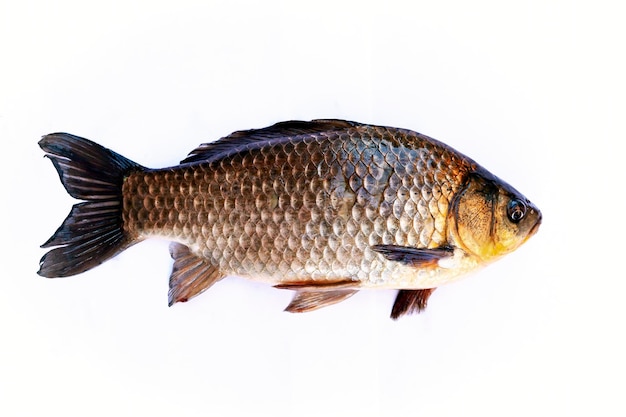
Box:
[39, 120, 541, 318]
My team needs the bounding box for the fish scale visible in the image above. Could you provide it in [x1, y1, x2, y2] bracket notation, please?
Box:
[122, 125, 469, 285]
[38, 119, 541, 318]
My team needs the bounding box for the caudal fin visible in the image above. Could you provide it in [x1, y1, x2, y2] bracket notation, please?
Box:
[38, 133, 144, 277]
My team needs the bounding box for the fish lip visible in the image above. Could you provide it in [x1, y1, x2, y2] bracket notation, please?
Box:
[528, 212, 542, 237]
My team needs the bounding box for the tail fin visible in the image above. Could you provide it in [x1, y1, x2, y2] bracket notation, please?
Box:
[38, 133, 144, 277]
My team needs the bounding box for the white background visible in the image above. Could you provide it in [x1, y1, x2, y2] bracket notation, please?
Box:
[2, 1, 624, 416]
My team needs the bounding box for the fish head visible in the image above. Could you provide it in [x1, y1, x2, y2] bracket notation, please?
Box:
[449, 169, 542, 263]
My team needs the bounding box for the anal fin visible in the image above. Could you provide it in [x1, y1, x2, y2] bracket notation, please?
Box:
[390, 289, 436, 320]
[168, 243, 224, 306]
[285, 290, 358, 313]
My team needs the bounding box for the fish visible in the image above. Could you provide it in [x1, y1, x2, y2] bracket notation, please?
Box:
[38, 119, 542, 319]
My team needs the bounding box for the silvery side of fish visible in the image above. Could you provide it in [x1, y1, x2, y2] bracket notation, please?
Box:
[38, 119, 541, 319]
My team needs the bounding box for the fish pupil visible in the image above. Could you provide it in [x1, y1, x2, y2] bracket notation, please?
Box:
[507, 199, 527, 223]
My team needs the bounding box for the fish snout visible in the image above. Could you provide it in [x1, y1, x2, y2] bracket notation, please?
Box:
[525, 200, 542, 238]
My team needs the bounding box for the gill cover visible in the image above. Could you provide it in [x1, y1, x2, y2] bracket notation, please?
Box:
[450, 170, 540, 262]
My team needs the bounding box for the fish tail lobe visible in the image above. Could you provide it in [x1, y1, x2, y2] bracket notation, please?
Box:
[38, 133, 144, 277]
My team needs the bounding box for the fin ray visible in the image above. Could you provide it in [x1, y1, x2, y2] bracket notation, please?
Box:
[371, 245, 454, 267]
[390, 289, 436, 319]
[285, 290, 358, 313]
[181, 119, 360, 164]
[168, 243, 224, 306]
[274, 280, 357, 291]
[40, 133, 142, 200]
[38, 133, 142, 277]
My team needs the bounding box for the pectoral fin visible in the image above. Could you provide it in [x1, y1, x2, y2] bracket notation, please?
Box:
[168, 243, 225, 306]
[285, 290, 358, 313]
[390, 289, 436, 320]
[371, 245, 454, 267]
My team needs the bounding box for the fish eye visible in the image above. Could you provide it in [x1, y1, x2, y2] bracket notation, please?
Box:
[507, 199, 527, 223]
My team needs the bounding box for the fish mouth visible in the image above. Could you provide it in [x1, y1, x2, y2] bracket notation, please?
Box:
[528, 212, 542, 238]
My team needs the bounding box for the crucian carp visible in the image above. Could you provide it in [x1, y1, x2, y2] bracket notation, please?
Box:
[38, 119, 541, 319]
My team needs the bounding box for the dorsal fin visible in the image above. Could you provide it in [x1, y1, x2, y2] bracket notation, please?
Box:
[180, 119, 360, 164]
